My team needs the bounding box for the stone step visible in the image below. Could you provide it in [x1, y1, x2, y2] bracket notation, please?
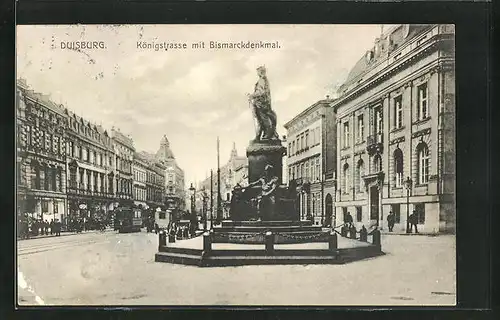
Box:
[221, 220, 313, 227]
[210, 249, 337, 257]
[214, 226, 322, 233]
[204, 255, 343, 266]
[155, 252, 202, 266]
[158, 246, 202, 255]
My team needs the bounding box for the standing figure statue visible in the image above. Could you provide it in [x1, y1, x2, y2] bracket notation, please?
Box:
[247, 66, 279, 141]
[243, 164, 279, 221]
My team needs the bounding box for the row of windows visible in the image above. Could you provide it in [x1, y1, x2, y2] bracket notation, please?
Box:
[134, 187, 147, 202]
[24, 126, 65, 156]
[67, 141, 112, 168]
[288, 127, 321, 156]
[68, 168, 112, 193]
[341, 143, 430, 194]
[68, 118, 110, 146]
[288, 157, 321, 182]
[30, 164, 63, 192]
[134, 170, 147, 183]
[341, 82, 429, 149]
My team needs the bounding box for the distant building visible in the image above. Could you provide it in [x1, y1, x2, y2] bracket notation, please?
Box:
[155, 135, 186, 216]
[132, 152, 148, 209]
[16, 79, 68, 225]
[331, 24, 455, 233]
[199, 142, 248, 219]
[284, 97, 337, 226]
[111, 128, 135, 207]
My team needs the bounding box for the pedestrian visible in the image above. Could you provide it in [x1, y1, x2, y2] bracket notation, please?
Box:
[155, 223, 159, 235]
[44, 220, 49, 235]
[387, 211, 395, 232]
[359, 225, 368, 242]
[345, 212, 354, 228]
[50, 219, 54, 235]
[409, 210, 419, 233]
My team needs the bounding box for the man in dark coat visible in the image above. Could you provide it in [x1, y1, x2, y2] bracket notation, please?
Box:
[387, 211, 395, 232]
[345, 212, 354, 228]
[409, 210, 419, 233]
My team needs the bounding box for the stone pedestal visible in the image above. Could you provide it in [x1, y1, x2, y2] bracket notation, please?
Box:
[246, 139, 286, 184]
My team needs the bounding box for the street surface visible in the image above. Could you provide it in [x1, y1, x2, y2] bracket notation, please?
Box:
[17, 230, 456, 306]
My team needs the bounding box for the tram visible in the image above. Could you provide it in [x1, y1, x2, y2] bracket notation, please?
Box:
[114, 207, 142, 233]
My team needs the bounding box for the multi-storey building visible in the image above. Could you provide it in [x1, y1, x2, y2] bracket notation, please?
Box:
[284, 97, 337, 226]
[138, 151, 166, 212]
[199, 142, 248, 219]
[65, 110, 117, 221]
[331, 24, 455, 233]
[111, 128, 135, 207]
[132, 152, 148, 209]
[16, 79, 68, 225]
[155, 135, 186, 216]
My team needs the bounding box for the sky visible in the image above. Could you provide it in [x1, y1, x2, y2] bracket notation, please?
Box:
[17, 24, 386, 186]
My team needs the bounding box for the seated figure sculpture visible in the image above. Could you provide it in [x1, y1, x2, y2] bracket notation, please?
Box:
[242, 164, 279, 221]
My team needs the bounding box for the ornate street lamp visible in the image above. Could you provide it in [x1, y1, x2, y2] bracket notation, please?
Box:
[202, 187, 208, 231]
[405, 177, 413, 233]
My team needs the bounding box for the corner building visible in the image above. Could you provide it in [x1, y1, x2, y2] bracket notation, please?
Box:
[16, 80, 68, 224]
[331, 24, 455, 234]
[111, 129, 135, 207]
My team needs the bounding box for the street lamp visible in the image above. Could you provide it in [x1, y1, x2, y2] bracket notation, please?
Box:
[404, 177, 413, 233]
[189, 183, 196, 234]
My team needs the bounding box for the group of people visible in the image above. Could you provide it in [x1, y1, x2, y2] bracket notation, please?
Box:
[386, 210, 419, 233]
[17, 217, 62, 239]
[145, 218, 159, 234]
[67, 217, 107, 233]
[167, 221, 194, 240]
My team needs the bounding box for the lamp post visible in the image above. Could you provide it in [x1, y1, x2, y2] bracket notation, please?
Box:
[202, 187, 208, 231]
[189, 183, 196, 234]
[405, 177, 413, 233]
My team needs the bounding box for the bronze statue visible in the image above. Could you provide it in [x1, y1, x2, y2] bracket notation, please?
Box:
[247, 66, 279, 141]
[243, 164, 279, 221]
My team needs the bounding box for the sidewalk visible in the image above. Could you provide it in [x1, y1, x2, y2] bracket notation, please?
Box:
[17, 228, 115, 241]
[380, 230, 441, 236]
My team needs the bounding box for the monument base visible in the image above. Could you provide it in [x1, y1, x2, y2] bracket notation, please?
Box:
[246, 139, 286, 184]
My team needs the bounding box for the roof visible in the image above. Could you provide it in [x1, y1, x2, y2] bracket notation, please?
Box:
[341, 24, 432, 90]
[111, 128, 135, 149]
[283, 98, 335, 129]
[17, 80, 66, 116]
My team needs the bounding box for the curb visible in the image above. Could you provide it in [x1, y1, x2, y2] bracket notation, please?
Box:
[17, 229, 115, 241]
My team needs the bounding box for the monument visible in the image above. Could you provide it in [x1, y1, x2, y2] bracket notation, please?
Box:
[230, 66, 297, 221]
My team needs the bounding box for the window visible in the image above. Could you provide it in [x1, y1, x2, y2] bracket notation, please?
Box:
[300, 163, 305, 178]
[373, 154, 382, 173]
[316, 127, 321, 146]
[40, 165, 47, 190]
[342, 163, 350, 194]
[417, 83, 428, 120]
[305, 161, 310, 180]
[26, 125, 32, 146]
[357, 115, 364, 142]
[292, 141, 296, 155]
[355, 159, 365, 193]
[394, 148, 404, 188]
[316, 158, 321, 181]
[300, 134, 304, 151]
[343, 121, 350, 148]
[415, 203, 425, 224]
[391, 204, 401, 223]
[394, 95, 403, 128]
[288, 168, 293, 181]
[68, 141, 74, 157]
[159, 211, 166, 219]
[305, 130, 309, 148]
[288, 143, 292, 156]
[356, 206, 362, 222]
[417, 143, 430, 184]
[31, 163, 40, 189]
[374, 106, 383, 134]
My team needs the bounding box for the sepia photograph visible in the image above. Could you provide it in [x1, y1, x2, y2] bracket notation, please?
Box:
[16, 24, 456, 306]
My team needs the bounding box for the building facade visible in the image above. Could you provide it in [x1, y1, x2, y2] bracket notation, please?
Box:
[332, 24, 455, 234]
[16, 79, 68, 225]
[155, 135, 186, 216]
[132, 152, 148, 209]
[111, 128, 135, 207]
[284, 98, 337, 226]
[65, 110, 117, 221]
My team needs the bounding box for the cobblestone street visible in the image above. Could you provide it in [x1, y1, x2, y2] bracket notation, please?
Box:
[17, 230, 455, 306]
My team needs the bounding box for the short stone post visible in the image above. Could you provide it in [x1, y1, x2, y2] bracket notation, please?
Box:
[168, 228, 176, 243]
[359, 226, 368, 242]
[328, 231, 338, 252]
[350, 226, 357, 239]
[265, 231, 274, 255]
[158, 230, 166, 249]
[372, 228, 381, 247]
[203, 231, 212, 253]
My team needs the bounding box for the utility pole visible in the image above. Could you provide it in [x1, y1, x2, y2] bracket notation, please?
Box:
[210, 169, 213, 230]
[217, 137, 222, 223]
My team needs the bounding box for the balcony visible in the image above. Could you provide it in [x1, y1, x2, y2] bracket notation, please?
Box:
[366, 133, 384, 155]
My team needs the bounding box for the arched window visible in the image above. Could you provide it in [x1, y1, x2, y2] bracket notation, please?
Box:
[394, 148, 404, 188]
[373, 154, 382, 173]
[417, 143, 430, 184]
[343, 163, 350, 194]
[355, 159, 365, 193]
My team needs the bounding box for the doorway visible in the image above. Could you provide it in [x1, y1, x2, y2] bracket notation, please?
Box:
[325, 193, 333, 226]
